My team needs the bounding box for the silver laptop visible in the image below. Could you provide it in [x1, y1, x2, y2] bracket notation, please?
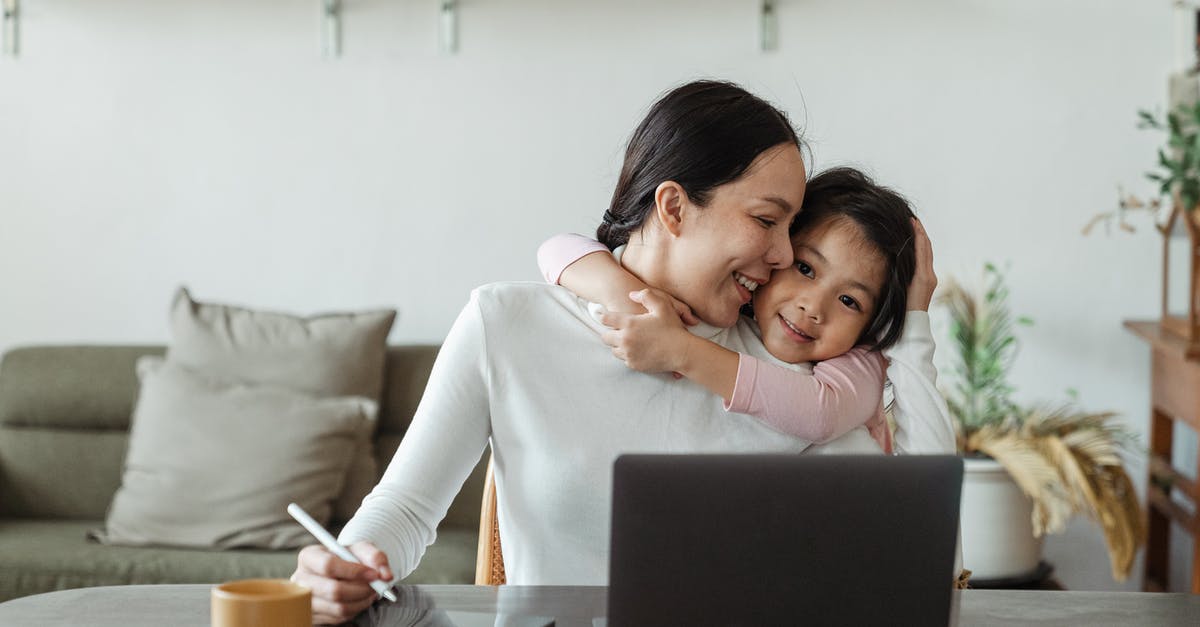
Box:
[607, 454, 963, 626]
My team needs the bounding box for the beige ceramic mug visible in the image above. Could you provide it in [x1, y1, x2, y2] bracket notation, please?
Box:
[211, 578, 311, 627]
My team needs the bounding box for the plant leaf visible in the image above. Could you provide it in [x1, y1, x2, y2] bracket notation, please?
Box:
[972, 429, 1072, 536]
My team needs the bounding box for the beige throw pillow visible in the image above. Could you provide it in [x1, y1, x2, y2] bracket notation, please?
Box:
[166, 287, 395, 521]
[167, 287, 395, 399]
[96, 358, 377, 549]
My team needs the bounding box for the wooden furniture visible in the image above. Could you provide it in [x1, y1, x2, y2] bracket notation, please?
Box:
[474, 454, 507, 585]
[0, 584, 1197, 626]
[1157, 200, 1200, 358]
[1125, 320, 1200, 592]
[1163, 74, 1200, 357]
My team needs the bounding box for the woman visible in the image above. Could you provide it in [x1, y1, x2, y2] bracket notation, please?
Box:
[292, 81, 954, 624]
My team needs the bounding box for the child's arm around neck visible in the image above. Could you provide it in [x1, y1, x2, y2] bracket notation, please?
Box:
[538, 234, 648, 314]
[727, 348, 886, 445]
[536, 233, 888, 447]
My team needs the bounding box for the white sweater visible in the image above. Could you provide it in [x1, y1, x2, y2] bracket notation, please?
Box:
[338, 282, 955, 585]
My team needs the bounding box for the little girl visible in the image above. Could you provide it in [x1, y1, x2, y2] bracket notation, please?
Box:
[538, 167, 951, 454]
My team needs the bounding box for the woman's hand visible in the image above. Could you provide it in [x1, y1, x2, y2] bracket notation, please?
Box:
[291, 542, 393, 624]
[907, 218, 937, 312]
[599, 288, 696, 373]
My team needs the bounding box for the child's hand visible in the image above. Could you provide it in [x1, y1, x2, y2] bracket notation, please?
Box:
[599, 288, 695, 373]
[907, 218, 937, 311]
[663, 293, 700, 327]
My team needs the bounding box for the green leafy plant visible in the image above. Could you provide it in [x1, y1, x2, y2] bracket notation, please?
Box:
[1085, 105, 1197, 235]
[939, 264, 1144, 581]
[1138, 104, 1200, 210]
[940, 263, 1031, 432]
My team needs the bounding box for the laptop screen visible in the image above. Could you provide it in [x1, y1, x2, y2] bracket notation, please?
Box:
[607, 454, 963, 626]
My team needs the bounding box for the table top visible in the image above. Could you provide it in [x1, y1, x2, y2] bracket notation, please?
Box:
[0, 584, 1197, 626]
[1124, 319, 1200, 359]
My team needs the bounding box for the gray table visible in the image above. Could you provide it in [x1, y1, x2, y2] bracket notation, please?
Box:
[0, 584, 1197, 626]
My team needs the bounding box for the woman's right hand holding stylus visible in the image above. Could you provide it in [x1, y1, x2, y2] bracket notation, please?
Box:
[292, 542, 393, 624]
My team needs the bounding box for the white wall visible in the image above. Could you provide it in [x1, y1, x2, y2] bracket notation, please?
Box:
[0, 0, 1182, 591]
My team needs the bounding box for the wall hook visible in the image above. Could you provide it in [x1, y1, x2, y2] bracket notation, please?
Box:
[760, 0, 778, 53]
[322, 0, 342, 58]
[2, 0, 18, 58]
[441, 0, 459, 54]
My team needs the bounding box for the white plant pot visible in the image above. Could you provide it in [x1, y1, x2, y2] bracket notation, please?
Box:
[960, 457, 1044, 580]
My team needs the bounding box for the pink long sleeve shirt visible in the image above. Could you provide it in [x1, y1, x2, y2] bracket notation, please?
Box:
[537, 233, 893, 452]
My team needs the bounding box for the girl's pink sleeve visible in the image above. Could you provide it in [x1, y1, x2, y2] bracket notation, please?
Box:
[536, 233, 609, 284]
[726, 347, 888, 448]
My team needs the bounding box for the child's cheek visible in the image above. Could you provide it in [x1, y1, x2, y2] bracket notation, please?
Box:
[747, 288, 774, 321]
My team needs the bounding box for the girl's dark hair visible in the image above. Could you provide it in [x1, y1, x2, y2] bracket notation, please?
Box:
[791, 167, 917, 352]
[597, 80, 803, 248]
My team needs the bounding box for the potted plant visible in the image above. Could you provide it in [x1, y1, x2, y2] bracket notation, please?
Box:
[939, 264, 1144, 582]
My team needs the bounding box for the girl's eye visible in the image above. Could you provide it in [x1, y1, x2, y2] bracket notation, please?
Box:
[795, 261, 814, 277]
[755, 217, 777, 229]
[839, 295, 861, 311]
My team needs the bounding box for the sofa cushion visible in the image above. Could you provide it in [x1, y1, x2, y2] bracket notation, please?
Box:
[0, 428, 128, 519]
[0, 519, 295, 602]
[0, 345, 489, 525]
[167, 287, 395, 400]
[96, 358, 375, 550]
[377, 346, 440, 437]
[0, 346, 164, 430]
[167, 288, 395, 522]
[0, 519, 478, 602]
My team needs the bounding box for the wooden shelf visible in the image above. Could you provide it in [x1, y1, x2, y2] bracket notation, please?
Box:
[1124, 320, 1200, 360]
[1126, 319, 1200, 593]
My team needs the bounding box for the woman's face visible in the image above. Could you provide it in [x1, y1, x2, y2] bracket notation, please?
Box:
[752, 218, 887, 363]
[663, 144, 806, 327]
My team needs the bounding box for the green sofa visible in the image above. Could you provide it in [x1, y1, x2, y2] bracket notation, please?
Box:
[0, 345, 488, 602]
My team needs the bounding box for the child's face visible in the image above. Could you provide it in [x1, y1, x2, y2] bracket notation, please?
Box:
[751, 218, 887, 363]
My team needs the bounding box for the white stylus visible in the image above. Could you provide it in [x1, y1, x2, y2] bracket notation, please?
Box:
[287, 502, 398, 602]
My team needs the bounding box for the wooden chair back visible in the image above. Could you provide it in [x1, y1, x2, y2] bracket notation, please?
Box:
[474, 454, 506, 585]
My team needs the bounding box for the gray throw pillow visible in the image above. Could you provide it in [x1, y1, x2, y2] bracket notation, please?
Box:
[166, 287, 395, 521]
[95, 358, 377, 549]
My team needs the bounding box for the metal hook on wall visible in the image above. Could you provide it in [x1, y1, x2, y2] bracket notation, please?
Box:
[322, 0, 342, 58]
[760, 0, 779, 52]
[441, 0, 459, 55]
[2, 0, 18, 58]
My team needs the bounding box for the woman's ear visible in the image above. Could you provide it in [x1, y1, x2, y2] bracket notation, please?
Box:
[652, 181, 689, 238]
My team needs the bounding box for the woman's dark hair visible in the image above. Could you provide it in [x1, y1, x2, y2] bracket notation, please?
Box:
[597, 80, 803, 248]
[791, 167, 917, 352]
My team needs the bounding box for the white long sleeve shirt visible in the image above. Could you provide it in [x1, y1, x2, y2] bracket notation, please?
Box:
[339, 282, 954, 585]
